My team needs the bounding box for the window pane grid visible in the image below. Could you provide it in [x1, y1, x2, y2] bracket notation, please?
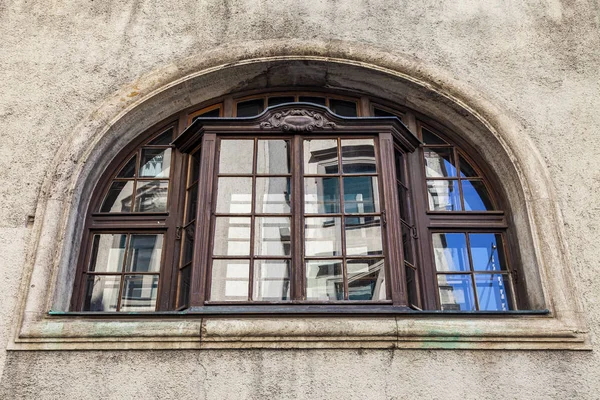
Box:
[210, 138, 293, 302]
[303, 138, 385, 301]
[233, 94, 359, 118]
[178, 150, 201, 308]
[422, 129, 495, 212]
[100, 128, 173, 213]
[83, 233, 163, 312]
[433, 232, 513, 311]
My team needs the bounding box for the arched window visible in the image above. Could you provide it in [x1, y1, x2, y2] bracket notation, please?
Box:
[71, 91, 518, 313]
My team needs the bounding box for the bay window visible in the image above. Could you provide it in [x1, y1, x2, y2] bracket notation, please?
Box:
[71, 91, 519, 313]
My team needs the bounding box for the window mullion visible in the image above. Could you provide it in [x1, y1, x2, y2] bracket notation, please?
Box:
[291, 135, 304, 301]
[409, 148, 440, 310]
[159, 141, 186, 311]
[189, 133, 217, 307]
[378, 132, 407, 307]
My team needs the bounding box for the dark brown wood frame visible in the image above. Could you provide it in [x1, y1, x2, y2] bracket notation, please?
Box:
[173, 103, 420, 309]
[71, 89, 521, 313]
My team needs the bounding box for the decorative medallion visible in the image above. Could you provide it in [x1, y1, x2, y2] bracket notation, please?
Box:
[260, 109, 337, 131]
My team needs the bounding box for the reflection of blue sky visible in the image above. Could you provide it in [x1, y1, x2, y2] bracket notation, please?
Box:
[476, 274, 510, 311]
[468, 233, 503, 271]
[436, 233, 511, 311]
[433, 233, 469, 271]
[462, 181, 491, 211]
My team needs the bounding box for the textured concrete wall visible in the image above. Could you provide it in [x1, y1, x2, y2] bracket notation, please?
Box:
[1, 0, 599, 398]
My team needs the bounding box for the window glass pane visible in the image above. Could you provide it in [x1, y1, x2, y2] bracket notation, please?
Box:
[219, 139, 254, 174]
[422, 128, 447, 145]
[192, 108, 221, 121]
[373, 108, 396, 117]
[345, 217, 383, 256]
[134, 180, 168, 212]
[255, 177, 291, 214]
[178, 266, 191, 308]
[185, 184, 198, 223]
[406, 264, 420, 308]
[147, 129, 173, 146]
[459, 155, 478, 177]
[303, 139, 338, 175]
[101, 181, 134, 212]
[182, 224, 195, 265]
[236, 99, 264, 117]
[201, 108, 221, 117]
[88, 234, 127, 273]
[304, 177, 340, 214]
[341, 139, 376, 174]
[432, 233, 470, 272]
[437, 274, 475, 311]
[212, 217, 251, 256]
[343, 176, 379, 214]
[397, 184, 409, 221]
[120, 275, 159, 312]
[256, 140, 290, 175]
[125, 234, 163, 273]
[424, 147, 456, 177]
[347, 259, 386, 300]
[140, 148, 171, 178]
[394, 149, 405, 184]
[462, 180, 494, 211]
[475, 274, 512, 311]
[254, 217, 291, 257]
[305, 217, 342, 257]
[427, 180, 461, 211]
[329, 99, 357, 117]
[189, 151, 201, 184]
[267, 96, 295, 107]
[216, 177, 252, 214]
[117, 156, 136, 178]
[253, 260, 291, 301]
[306, 260, 344, 301]
[469, 233, 507, 271]
[83, 275, 121, 312]
[401, 223, 413, 264]
[298, 96, 326, 105]
[210, 260, 250, 301]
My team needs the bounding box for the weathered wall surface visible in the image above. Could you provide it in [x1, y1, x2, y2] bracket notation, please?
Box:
[1, 0, 599, 398]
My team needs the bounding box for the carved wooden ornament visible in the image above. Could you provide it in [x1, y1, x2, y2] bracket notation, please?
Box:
[260, 109, 337, 131]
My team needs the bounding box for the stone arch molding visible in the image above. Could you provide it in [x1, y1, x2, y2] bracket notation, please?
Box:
[11, 41, 588, 350]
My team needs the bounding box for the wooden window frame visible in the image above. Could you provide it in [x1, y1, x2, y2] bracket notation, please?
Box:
[172, 103, 420, 312]
[70, 90, 524, 313]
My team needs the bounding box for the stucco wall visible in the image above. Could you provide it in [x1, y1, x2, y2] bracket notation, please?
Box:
[1, 0, 599, 398]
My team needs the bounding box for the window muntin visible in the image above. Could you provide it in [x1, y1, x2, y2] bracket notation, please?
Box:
[209, 138, 294, 302]
[100, 128, 174, 213]
[206, 136, 385, 303]
[73, 92, 519, 312]
[421, 127, 495, 212]
[301, 137, 385, 301]
[82, 233, 163, 311]
[433, 232, 513, 311]
[176, 148, 201, 309]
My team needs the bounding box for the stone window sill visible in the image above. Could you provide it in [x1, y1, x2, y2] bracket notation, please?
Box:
[8, 309, 589, 351]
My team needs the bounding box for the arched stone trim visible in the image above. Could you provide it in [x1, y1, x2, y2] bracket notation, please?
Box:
[10, 40, 588, 350]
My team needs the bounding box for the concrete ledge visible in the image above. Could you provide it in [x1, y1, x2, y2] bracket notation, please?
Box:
[8, 315, 590, 351]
